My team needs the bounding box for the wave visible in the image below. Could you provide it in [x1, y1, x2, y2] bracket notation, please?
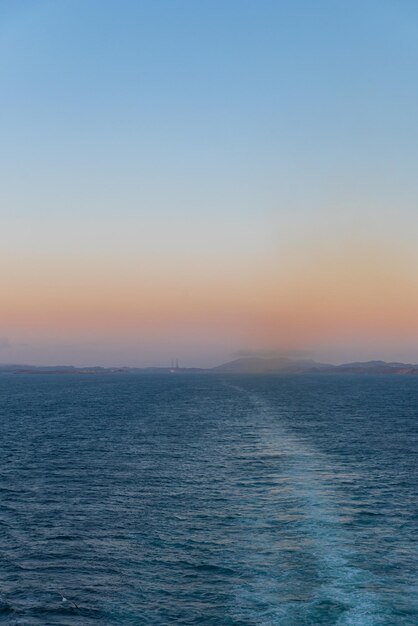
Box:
[227, 384, 381, 625]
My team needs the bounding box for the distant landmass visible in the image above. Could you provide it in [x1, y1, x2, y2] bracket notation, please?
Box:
[212, 357, 418, 375]
[1, 357, 418, 375]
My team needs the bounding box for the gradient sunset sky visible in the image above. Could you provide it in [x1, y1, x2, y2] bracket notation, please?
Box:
[2, 0, 418, 366]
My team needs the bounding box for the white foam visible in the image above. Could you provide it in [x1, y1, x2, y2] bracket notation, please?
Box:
[228, 385, 382, 625]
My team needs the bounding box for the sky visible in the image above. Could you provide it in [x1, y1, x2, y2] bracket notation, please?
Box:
[1, 0, 418, 366]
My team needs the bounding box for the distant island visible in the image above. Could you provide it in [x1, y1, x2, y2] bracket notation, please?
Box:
[1, 357, 418, 375]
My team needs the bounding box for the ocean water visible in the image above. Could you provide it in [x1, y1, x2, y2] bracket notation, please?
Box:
[0, 374, 416, 625]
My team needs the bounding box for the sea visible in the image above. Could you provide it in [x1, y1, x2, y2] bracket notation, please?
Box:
[0, 373, 416, 625]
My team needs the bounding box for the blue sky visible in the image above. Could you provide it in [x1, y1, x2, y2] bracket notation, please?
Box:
[1, 1, 418, 365]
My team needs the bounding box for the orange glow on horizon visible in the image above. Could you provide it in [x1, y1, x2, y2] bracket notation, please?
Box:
[1, 234, 418, 355]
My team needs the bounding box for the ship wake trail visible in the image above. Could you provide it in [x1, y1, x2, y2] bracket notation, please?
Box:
[226, 384, 380, 626]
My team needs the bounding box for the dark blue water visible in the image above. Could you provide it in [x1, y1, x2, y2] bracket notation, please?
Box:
[0, 374, 416, 625]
